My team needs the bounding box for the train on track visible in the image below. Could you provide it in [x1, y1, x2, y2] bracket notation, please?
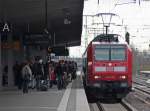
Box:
[82, 34, 132, 100]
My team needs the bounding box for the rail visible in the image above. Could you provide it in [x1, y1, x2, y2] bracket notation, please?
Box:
[133, 82, 150, 107]
[133, 82, 150, 95]
[89, 100, 134, 111]
[96, 101, 132, 111]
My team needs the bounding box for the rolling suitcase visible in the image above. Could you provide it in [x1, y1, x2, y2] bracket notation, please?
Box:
[28, 76, 36, 89]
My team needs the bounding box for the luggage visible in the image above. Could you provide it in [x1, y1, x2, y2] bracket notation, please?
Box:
[39, 79, 48, 91]
[68, 73, 72, 82]
[28, 76, 36, 89]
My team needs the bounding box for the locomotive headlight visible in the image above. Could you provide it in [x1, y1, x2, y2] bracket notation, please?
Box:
[120, 75, 127, 79]
[88, 61, 92, 66]
[108, 63, 112, 66]
[94, 75, 101, 79]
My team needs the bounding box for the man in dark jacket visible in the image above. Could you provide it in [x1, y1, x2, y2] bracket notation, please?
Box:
[55, 61, 63, 90]
[33, 59, 45, 90]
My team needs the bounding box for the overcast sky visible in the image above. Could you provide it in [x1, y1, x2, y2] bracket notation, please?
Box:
[70, 0, 150, 57]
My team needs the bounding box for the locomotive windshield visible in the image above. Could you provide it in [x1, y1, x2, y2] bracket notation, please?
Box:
[95, 45, 126, 61]
[111, 45, 125, 60]
[95, 45, 110, 60]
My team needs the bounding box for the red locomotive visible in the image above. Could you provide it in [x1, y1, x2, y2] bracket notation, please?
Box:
[82, 34, 132, 99]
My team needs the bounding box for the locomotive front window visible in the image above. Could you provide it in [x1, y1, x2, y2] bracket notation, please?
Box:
[94, 45, 126, 61]
[95, 47, 109, 60]
[111, 46, 126, 61]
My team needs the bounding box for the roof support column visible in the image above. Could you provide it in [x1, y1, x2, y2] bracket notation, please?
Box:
[7, 33, 14, 87]
[0, 33, 2, 90]
[20, 34, 26, 62]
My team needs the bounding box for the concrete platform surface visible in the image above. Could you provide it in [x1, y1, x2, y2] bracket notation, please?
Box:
[0, 86, 64, 111]
[0, 76, 90, 111]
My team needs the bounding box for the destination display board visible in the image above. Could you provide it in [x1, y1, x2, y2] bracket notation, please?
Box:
[23, 35, 50, 46]
[48, 46, 69, 56]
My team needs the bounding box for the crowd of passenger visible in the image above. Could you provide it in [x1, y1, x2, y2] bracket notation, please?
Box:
[2, 58, 77, 93]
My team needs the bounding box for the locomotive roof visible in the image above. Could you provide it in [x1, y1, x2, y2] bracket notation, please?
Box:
[92, 34, 127, 44]
[93, 34, 118, 42]
[82, 34, 131, 57]
[92, 41, 127, 45]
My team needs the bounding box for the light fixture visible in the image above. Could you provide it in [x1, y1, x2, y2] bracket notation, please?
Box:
[64, 18, 71, 25]
[44, 28, 49, 34]
[62, 8, 71, 25]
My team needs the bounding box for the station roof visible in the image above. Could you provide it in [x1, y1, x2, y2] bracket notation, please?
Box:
[0, 0, 84, 47]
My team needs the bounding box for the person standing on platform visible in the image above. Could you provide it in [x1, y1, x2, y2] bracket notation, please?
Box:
[22, 61, 32, 93]
[55, 61, 63, 90]
[49, 62, 56, 88]
[32, 59, 44, 90]
[44, 61, 49, 80]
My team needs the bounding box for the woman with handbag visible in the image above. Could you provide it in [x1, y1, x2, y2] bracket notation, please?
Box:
[22, 61, 32, 93]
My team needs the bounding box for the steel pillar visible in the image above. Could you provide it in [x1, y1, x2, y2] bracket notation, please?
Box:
[7, 33, 14, 87]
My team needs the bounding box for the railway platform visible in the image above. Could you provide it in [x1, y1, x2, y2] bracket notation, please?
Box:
[0, 76, 90, 111]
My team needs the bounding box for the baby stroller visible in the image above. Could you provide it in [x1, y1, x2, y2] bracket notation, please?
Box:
[36, 75, 48, 91]
[39, 79, 48, 91]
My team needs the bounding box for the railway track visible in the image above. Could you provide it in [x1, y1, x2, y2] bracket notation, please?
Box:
[133, 81, 150, 95]
[134, 75, 150, 85]
[89, 100, 134, 111]
[132, 82, 150, 107]
[135, 75, 149, 80]
[89, 79, 150, 111]
[134, 85, 150, 95]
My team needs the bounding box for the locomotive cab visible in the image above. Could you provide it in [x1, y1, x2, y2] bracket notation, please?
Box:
[82, 34, 132, 99]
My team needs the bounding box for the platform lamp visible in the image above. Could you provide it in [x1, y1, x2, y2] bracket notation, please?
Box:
[44, 0, 50, 38]
[44, 0, 52, 62]
[44, 0, 48, 29]
[44, 0, 53, 50]
[62, 8, 71, 25]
